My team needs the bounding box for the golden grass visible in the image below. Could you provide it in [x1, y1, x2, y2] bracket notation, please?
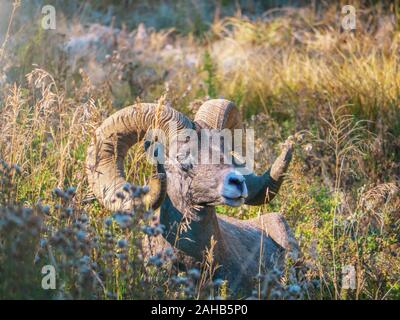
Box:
[210, 9, 400, 122]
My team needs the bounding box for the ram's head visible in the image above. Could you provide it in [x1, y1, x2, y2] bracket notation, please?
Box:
[86, 99, 291, 214]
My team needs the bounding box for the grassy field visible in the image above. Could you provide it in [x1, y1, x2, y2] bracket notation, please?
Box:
[0, 0, 399, 299]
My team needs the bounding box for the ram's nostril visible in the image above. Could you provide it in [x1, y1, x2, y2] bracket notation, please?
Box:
[228, 177, 242, 187]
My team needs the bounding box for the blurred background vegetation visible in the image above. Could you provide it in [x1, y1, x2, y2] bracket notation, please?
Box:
[0, 0, 399, 299]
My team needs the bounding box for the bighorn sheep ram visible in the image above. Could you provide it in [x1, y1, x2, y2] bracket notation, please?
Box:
[87, 99, 299, 295]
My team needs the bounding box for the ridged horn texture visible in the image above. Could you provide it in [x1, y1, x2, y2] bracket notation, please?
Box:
[194, 99, 242, 130]
[193, 99, 292, 205]
[86, 103, 193, 212]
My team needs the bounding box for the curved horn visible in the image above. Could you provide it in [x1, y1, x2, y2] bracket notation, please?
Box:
[86, 103, 193, 212]
[193, 99, 292, 206]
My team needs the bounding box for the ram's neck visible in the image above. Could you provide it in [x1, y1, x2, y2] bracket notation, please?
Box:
[159, 196, 226, 261]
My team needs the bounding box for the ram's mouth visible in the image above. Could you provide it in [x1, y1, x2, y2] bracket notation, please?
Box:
[221, 195, 245, 207]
